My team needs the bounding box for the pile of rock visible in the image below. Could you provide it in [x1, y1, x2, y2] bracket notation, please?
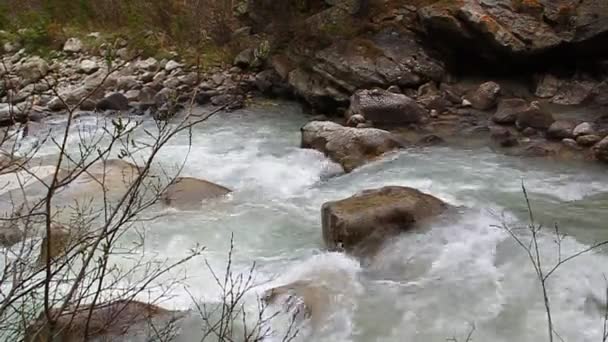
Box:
[0, 37, 265, 126]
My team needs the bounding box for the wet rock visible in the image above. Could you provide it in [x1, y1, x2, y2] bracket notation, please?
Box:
[63, 37, 83, 53]
[96, 93, 129, 111]
[348, 89, 426, 126]
[161, 177, 231, 210]
[464, 82, 501, 110]
[492, 98, 527, 125]
[417, 134, 445, 146]
[210, 94, 245, 110]
[321, 186, 447, 256]
[490, 126, 518, 147]
[593, 136, 608, 162]
[516, 102, 554, 130]
[78, 59, 99, 74]
[547, 120, 576, 140]
[573, 122, 596, 137]
[577, 135, 602, 147]
[79, 99, 96, 111]
[301, 121, 404, 172]
[26, 300, 183, 342]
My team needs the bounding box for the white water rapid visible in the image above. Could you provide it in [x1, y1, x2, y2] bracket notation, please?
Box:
[3, 101, 608, 342]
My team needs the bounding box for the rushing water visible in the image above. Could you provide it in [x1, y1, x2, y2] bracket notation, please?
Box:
[4, 101, 608, 341]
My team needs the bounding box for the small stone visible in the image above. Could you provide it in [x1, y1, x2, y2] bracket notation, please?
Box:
[562, 138, 581, 149]
[522, 127, 537, 137]
[79, 59, 99, 74]
[346, 114, 366, 127]
[387, 85, 402, 94]
[63, 38, 83, 53]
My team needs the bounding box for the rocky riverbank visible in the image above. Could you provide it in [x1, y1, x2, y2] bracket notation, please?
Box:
[2, 0, 608, 168]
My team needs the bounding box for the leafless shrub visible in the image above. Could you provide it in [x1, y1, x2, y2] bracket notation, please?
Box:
[494, 183, 608, 342]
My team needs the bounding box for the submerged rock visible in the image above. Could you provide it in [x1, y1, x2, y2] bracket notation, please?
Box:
[161, 177, 231, 210]
[321, 186, 447, 257]
[301, 121, 404, 172]
[348, 89, 427, 126]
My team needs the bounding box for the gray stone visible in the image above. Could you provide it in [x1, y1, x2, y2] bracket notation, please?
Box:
[79, 59, 99, 74]
[348, 89, 427, 126]
[301, 121, 404, 172]
[165, 60, 182, 72]
[573, 122, 596, 137]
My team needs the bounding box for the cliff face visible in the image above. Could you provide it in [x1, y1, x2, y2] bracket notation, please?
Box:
[243, 0, 608, 112]
[419, 0, 608, 64]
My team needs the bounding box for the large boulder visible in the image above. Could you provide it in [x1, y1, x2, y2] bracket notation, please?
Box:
[288, 68, 349, 113]
[321, 186, 447, 256]
[26, 300, 183, 342]
[301, 121, 404, 172]
[419, 0, 608, 63]
[348, 89, 427, 125]
[161, 177, 231, 210]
